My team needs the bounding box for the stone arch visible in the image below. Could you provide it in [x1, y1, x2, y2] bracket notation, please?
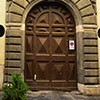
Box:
[5, 0, 98, 94]
[6, 0, 96, 24]
[20, 0, 84, 90]
[72, 0, 96, 24]
[22, 0, 82, 25]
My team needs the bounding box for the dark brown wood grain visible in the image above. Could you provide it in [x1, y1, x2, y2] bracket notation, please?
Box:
[25, 2, 77, 91]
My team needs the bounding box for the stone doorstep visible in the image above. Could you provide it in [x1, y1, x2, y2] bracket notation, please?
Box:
[26, 90, 82, 97]
[70, 90, 82, 95]
[23, 88, 100, 96]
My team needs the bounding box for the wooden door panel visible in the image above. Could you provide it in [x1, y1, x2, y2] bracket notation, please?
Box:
[52, 12, 65, 24]
[51, 61, 67, 89]
[35, 62, 50, 81]
[68, 54, 76, 61]
[25, 61, 34, 81]
[51, 56, 66, 61]
[25, 2, 77, 90]
[34, 61, 51, 89]
[51, 36, 66, 54]
[26, 54, 34, 60]
[35, 12, 49, 35]
[25, 35, 34, 61]
[25, 34, 34, 85]
[68, 62, 76, 82]
[35, 36, 50, 54]
[26, 35, 33, 53]
[50, 9, 68, 88]
[52, 62, 67, 81]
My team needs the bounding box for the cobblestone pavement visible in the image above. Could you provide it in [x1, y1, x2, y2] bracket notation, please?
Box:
[1, 91, 100, 100]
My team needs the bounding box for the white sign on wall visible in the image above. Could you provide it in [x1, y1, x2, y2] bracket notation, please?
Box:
[69, 40, 75, 50]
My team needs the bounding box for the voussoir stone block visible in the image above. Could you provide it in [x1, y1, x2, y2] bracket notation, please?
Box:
[9, 2, 24, 15]
[13, 0, 28, 8]
[80, 5, 94, 17]
[82, 15, 96, 24]
[71, 0, 79, 3]
[27, 0, 33, 3]
[6, 1, 12, 12]
[76, 0, 91, 9]
[8, 13, 22, 23]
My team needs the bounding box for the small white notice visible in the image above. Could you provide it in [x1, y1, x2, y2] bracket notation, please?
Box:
[69, 40, 75, 50]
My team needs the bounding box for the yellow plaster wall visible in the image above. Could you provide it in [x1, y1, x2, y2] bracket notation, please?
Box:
[0, 0, 6, 65]
[0, 0, 6, 89]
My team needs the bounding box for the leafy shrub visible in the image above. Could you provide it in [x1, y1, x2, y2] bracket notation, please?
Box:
[2, 73, 28, 100]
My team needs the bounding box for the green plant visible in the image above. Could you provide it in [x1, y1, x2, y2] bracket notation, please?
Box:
[2, 73, 28, 100]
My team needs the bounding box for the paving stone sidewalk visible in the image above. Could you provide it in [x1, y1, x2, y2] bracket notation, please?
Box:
[1, 91, 100, 100]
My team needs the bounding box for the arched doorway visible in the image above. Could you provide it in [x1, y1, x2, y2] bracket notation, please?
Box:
[25, 1, 77, 91]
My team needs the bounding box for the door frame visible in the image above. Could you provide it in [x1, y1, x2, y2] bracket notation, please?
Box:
[25, 2, 77, 90]
[21, 0, 84, 91]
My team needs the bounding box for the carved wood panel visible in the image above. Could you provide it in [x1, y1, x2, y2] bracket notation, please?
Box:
[25, 2, 77, 90]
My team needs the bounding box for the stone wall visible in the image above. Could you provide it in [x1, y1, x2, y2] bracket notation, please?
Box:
[5, 0, 99, 95]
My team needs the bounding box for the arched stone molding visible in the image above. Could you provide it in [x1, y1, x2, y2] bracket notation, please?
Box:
[72, 0, 96, 24]
[6, 0, 96, 24]
[20, 0, 85, 87]
[5, 0, 99, 94]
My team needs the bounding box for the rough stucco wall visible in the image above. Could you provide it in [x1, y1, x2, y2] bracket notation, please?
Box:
[0, 0, 6, 89]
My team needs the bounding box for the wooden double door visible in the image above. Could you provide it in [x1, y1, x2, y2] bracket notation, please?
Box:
[25, 2, 77, 91]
